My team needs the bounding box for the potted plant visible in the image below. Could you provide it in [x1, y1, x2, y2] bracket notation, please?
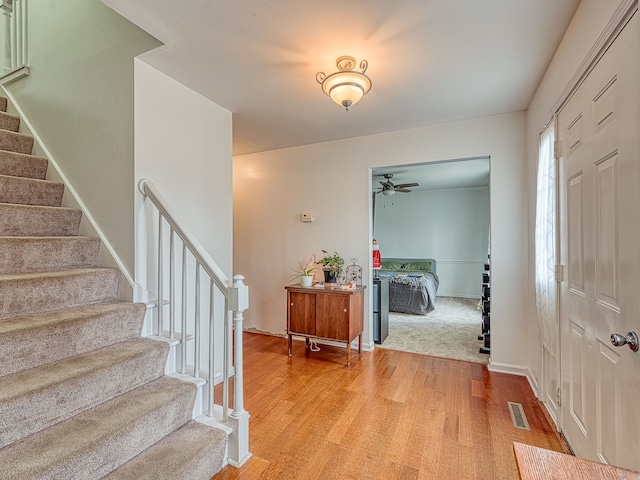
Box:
[290, 259, 317, 287]
[319, 250, 344, 284]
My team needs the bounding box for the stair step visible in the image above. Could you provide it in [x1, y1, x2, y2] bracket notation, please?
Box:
[0, 129, 33, 154]
[0, 203, 81, 236]
[0, 301, 146, 377]
[0, 337, 169, 448]
[103, 420, 228, 480]
[0, 267, 120, 319]
[0, 174, 64, 206]
[0, 236, 101, 273]
[0, 150, 48, 179]
[0, 376, 196, 480]
[0, 111, 20, 132]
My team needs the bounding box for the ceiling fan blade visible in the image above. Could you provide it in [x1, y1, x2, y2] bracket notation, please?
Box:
[396, 188, 412, 193]
[395, 182, 419, 188]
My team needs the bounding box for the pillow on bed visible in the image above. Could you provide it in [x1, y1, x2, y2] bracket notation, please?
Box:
[381, 261, 403, 270]
[401, 261, 433, 272]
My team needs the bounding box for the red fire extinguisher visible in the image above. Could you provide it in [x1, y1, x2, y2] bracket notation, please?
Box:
[372, 238, 381, 270]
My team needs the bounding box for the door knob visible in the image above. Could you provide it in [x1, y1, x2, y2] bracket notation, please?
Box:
[610, 331, 639, 352]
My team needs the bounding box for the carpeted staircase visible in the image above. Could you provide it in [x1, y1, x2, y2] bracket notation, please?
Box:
[0, 97, 227, 479]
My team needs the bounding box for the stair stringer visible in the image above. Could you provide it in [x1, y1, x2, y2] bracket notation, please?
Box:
[0, 87, 135, 300]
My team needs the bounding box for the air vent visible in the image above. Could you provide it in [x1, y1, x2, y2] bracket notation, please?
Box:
[507, 401, 530, 431]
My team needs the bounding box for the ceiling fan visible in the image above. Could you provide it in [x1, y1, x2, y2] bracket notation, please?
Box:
[375, 173, 419, 196]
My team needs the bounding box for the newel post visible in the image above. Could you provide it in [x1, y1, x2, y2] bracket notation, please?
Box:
[0, 0, 13, 72]
[227, 275, 251, 466]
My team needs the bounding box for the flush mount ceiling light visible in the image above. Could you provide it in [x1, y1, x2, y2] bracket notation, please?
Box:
[316, 56, 372, 111]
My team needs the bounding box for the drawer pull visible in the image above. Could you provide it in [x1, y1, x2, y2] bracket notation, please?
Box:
[344, 308, 347, 312]
[291, 303, 294, 306]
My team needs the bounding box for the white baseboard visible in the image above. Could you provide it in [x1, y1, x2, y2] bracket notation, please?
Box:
[438, 294, 481, 300]
[244, 328, 375, 352]
[488, 362, 539, 398]
[289, 335, 374, 353]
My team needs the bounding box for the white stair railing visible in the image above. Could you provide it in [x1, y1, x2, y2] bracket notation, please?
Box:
[0, 0, 29, 83]
[138, 178, 250, 467]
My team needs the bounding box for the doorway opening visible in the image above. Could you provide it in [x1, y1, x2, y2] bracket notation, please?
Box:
[371, 157, 490, 364]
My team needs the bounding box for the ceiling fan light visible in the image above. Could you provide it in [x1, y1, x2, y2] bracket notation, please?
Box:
[376, 173, 418, 196]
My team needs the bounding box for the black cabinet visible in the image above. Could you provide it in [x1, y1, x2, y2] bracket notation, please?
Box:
[373, 277, 389, 344]
[479, 262, 490, 354]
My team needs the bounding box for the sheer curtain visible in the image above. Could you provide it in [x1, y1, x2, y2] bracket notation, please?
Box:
[535, 121, 557, 357]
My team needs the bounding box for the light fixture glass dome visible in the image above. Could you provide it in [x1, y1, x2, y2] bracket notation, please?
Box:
[316, 56, 372, 111]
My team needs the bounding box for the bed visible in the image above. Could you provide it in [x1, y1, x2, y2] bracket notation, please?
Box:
[376, 258, 439, 315]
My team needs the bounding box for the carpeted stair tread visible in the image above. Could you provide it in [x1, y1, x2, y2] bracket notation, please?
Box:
[0, 267, 120, 319]
[0, 173, 64, 206]
[0, 236, 101, 273]
[0, 129, 33, 154]
[0, 102, 231, 477]
[104, 420, 228, 480]
[0, 337, 169, 448]
[0, 301, 146, 377]
[0, 150, 48, 179]
[0, 375, 196, 480]
[0, 202, 82, 236]
[0, 111, 21, 132]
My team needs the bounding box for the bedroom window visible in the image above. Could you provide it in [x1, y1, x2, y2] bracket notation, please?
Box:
[535, 119, 557, 357]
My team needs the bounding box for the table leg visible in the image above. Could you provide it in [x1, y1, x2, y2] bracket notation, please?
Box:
[358, 334, 362, 353]
[346, 342, 351, 367]
[288, 334, 292, 357]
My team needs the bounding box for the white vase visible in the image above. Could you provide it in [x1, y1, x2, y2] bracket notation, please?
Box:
[300, 275, 314, 287]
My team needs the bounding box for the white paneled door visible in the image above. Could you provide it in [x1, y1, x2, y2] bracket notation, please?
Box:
[557, 12, 639, 470]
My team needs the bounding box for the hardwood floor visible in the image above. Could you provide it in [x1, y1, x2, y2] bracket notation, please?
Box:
[213, 333, 564, 480]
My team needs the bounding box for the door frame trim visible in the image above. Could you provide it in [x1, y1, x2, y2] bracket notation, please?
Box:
[542, 0, 638, 131]
[553, 0, 638, 458]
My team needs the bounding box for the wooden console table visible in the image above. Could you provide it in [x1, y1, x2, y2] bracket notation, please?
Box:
[285, 284, 365, 367]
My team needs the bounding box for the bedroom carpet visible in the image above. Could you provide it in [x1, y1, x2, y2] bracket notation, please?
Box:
[379, 296, 489, 364]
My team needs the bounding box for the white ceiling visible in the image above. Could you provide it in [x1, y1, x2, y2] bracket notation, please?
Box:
[373, 157, 490, 194]
[104, 0, 581, 156]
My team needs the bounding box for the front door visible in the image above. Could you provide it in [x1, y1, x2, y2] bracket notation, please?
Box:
[557, 12, 639, 469]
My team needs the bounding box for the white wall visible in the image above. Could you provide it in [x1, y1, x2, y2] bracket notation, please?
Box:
[525, 0, 626, 389]
[4, 0, 161, 278]
[134, 59, 233, 279]
[234, 111, 528, 369]
[375, 187, 490, 297]
[134, 59, 233, 376]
